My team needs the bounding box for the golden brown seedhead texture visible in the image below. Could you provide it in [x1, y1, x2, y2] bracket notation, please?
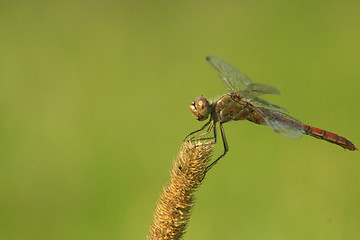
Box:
[148, 141, 214, 240]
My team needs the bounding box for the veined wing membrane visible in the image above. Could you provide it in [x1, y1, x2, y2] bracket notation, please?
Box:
[245, 83, 280, 95]
[241, 93, 288, 113]
[207, 55, 287, 111]
[206, 56, 253, 92]
[256, 107, 304, 139]
[207, 56, 281, 96]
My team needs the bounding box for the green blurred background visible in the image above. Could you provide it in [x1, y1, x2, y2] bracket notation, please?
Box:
[0, 1, 359, 239]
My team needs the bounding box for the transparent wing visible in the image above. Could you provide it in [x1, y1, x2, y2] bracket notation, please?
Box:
[206, 56, 281, 95]
[245, 83, 280, 95]
[206, 56, 253, 92]
[207, 56, 292, 123]
[256, 107, 304, 139]
[241, 92, 288, 113]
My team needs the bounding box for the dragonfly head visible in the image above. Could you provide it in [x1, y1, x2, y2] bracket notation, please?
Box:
[190, 95, 210, 121]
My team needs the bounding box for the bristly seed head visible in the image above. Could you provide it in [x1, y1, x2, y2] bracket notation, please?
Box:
[190, 95, 210, 121]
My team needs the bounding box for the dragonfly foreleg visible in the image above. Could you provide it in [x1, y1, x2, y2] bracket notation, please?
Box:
[203, 122, 228, 177]
[189, 121, 215, 142]
[184, 120, 211, 141]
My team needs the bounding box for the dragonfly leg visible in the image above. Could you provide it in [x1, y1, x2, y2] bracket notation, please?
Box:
[184, 120, 211, 141]
[202, 122, 228, 179]
[193, 122, 217, 146]
[186, 122, 216, 152]
[190, 121, 215, 142]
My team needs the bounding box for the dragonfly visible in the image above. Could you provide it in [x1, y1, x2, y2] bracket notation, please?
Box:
[186, 56, 357, 175]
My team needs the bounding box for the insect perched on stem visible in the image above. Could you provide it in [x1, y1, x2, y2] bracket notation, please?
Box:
[185, 56, 357, 176]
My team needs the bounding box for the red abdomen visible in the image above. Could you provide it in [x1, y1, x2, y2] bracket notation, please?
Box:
[303, 124, 358, 151]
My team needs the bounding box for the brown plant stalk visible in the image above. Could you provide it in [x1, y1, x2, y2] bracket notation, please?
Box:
[148, 141, 214, 240]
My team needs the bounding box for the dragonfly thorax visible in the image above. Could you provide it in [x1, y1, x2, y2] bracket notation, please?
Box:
[190, 95, 211, 121]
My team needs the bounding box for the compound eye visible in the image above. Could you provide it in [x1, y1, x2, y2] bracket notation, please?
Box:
[190, 96, 210, 121]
